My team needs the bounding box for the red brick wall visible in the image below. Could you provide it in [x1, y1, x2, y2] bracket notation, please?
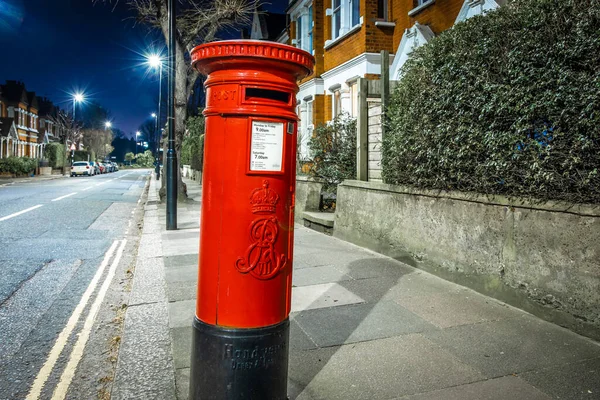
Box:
[391, 0, 464, 50]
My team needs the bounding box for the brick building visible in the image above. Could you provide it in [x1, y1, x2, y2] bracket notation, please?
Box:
[287, 0, 506, 158]
[0, 80, 46, 159]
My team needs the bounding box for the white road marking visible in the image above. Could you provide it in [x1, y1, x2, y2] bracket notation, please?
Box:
[81, 186, 93, 191]
[0, 204, 44, 222]
[26, 241, 120, 400]
[51, 192, 78, 202]
[51, 239, 128, 400]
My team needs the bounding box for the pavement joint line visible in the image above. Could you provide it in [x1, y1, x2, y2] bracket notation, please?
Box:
[51, 239, 128, 400]
[127, 300, 160, 308]
[51, 192, 78, 202]
[0, 204, 44, 222]
[26, 241, 120, 400]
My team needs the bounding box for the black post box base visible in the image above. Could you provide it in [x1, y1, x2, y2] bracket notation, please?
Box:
[189, 317, 290, 400]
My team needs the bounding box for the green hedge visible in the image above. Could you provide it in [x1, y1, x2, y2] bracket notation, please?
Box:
[383, 0, 600, 203]
[46, 143, 66, 168]
[0, 157, 38, 176]
[182, 113, 205, 171]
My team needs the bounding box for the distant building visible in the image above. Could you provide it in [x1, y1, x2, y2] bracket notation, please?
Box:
[37, 96, 61, 145]
[243, 6, 288, 43]
[287, 0, 505, 158]
[0, 80, 45, 159]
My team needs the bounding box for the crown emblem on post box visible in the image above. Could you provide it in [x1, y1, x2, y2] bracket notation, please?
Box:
[250, 180, 279, 214]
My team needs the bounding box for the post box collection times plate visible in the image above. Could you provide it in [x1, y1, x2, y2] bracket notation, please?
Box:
[250, 120, 284, 172]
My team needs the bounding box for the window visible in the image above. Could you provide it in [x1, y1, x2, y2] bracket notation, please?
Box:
[307, 5, 313, 54]
[350, 0, 359, 26]
[296, 15, 303, 51]
[330, 0, 360, 40]
[349, 82, 358, 117]
[295, 5, 313, 53]
[332, 0, 341, 39]
[333, 90, 342, 118]
[377, 0, 388, 19]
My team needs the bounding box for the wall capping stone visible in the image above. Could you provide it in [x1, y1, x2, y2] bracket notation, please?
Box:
[340, 180, 600, 217]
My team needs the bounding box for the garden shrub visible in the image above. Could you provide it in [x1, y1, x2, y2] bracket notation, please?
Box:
[383, 0, 600, 203]
[0, 157, 38, 175]
[182, 113, 205, 171]
[46, 142, 66, 168]
[308, 113, 357, 194]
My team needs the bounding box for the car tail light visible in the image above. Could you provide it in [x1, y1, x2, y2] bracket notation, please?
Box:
[86, 166, 89, 169]
[71, 167, 74, 169]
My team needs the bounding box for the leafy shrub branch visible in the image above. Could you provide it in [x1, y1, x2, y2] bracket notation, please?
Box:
[308, 113, 357, 194]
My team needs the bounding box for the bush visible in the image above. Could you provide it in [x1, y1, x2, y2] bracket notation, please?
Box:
[182, 113, 205, 171]
[73, 150, 89, 162]
[135, 150, 155, 167]
[308, 113, 357, 194]
[0, 157, 38, 175]
[45, 143, 66, 168]
[383, 0, 600, 203]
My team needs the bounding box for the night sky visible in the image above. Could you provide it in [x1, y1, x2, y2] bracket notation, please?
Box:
[0, 0, 288, 137]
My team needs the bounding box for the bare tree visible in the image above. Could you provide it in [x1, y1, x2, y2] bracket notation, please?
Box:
[49, 109, 84, 174]
[96, 0, 257, 199]
[82, 128, 114, 160]
[50, 109, 83, 145]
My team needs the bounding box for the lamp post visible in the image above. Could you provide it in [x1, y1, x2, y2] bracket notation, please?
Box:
[136, 131, 141, 156]
[148, 54, 164, 183]
[71, 93, 84, 169]
[166, 0, 177, 230]
[104, 121, 112, 131]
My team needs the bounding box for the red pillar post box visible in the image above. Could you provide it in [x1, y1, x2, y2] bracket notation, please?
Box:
[189, 40, 314, 399]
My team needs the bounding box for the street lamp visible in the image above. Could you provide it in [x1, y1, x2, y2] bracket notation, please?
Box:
[105, 121, 112, 130]
[147, 53, 163, 181]
[136, 131, 141, 155]
[72, 92, 84, 120]
[166, 0, 177, 230]
[70, 92, 85, 170]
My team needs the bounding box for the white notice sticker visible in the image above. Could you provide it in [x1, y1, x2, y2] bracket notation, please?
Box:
[250, 121, 284, 172]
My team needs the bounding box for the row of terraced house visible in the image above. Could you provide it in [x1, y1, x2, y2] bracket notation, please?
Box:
[247, 0, 505, 158]
[0, 80, 65, 160]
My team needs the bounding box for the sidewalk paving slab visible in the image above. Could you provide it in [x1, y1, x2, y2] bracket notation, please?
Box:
[115, 174, 600, 400]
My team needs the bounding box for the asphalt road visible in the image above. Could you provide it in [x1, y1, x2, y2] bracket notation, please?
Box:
[0, 169, 149, 400]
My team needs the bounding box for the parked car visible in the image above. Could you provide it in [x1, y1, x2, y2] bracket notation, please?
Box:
[111, 162, 119, 172]
[89, 161, 100, 175]
[98, 163, 106, 174]
[71, 161, 93, 177]
[105, 162, 114, 173]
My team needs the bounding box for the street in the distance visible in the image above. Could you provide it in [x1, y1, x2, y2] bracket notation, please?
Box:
[0, 170, 149, 400]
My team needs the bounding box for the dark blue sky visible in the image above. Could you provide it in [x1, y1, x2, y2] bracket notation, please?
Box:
[0, 0, 287, 136]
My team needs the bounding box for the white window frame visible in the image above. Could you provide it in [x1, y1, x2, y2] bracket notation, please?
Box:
[326, 0, 362, 45]
[377, 0, 389, 20]
[332, 0, 342, 39]
[293, 4, 314, 54]
[307, 5, 314, 54]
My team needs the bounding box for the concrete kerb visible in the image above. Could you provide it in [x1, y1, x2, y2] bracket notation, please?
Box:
[111, 173, 177, 400]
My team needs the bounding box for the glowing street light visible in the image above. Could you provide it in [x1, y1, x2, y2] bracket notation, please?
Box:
[147, 54, 162, 69]
[136, 131, 141, 155]
[105, 121, 112, 130]
[72, 92, 85, 120]
[146, 53, 164, 181]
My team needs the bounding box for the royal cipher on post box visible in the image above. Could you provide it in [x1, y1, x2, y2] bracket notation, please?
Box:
[189, 41, 314, 399]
